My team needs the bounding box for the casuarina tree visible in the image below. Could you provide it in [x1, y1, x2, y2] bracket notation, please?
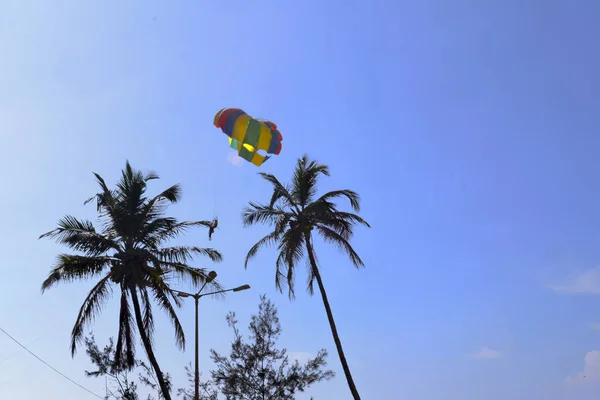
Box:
[209, 295, 334, 399]
[84, 333, 173, 400]
[84, 334, 141, 400]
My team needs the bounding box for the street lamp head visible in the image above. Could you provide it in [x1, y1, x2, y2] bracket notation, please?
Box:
[177, 292, 191, 298]
[233, 284, 251, 292]
[207, 270, 217, 283]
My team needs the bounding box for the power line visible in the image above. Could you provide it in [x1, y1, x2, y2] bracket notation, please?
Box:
[0, 320, 63, 365]
[0, 326, 103, 399]
[0, 335, 42, 365]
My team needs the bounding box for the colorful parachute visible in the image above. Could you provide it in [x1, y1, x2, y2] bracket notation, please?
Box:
[214, 108, 283, 166]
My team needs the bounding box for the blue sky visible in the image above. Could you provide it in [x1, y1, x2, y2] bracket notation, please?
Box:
[1, 0, 600, 398]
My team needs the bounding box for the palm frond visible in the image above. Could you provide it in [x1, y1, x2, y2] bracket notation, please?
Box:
[329, 211, 370, 228]
[86, 173, 127, 238]
[157, 246, 223, 263]
[142, 266, 175, 299]
[304, 197, 370, 239]
[114, 162, 154, 228]
[151, 184, 181, 204]
[319, 212, 370, 241]
[245, 212, 292, 268]
[140, 287, 154, 344]
[159, 261, 219, 289]
[144, 220, 215, 246]
[137, 217, 178, 244]
[40, 216, 120, 255]
[245, 231, 281, 268]
[258, 172, 300, 212]
[315, 211, 370, 240]
[292, 155, 330, 207]
[144, 171, 160, 182]
[315, 226, 365, 268]
[305, 252, 320, 296]
[318, 216, 353, 240]
[114, 285, 136, 368]
[148, 285, 186, 350]
[41, 255, 113, 292]
[241, 203, 290, 227]
[273, 251, 292, 296]
[274, 228, 305, 298]
[69, 274, 113, 356]
[313, 189, 361, 212]
[132, 184, 183, 243]
[85, 172, 116, 210]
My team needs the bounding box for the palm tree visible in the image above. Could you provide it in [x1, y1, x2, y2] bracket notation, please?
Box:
[242, 155, 370, 400]
[40, 161, 222, 400]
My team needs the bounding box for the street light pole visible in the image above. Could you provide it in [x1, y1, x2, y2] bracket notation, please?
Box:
[174, 272, 250, 400]
[194, 295, 199, 400]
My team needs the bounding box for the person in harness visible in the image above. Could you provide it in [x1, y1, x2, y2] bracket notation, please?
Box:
[208, 217, 218, 241]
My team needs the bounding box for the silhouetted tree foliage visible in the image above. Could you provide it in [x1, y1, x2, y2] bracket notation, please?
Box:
[209, 295, 334, 399]
[139, 360, 173, 400]
[84, 334, 172, 400]
[85, 334, 139, 400]
[41, 161, 222, 400]
[242, 155, 369, 400]
[176, 363, 218, 400]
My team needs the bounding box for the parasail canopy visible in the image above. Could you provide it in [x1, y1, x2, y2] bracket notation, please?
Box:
[214, 107, 283, 166]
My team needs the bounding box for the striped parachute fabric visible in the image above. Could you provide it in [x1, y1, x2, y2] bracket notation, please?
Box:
[213, 108, 283, 166]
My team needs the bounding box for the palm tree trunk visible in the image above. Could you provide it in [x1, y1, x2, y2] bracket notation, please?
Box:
[130, 287, 172, 400]
[304, 233, 361, 400]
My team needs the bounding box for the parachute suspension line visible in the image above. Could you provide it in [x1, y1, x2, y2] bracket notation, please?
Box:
[210, 107, 284, 238]
[211, 157, 221, 219]
[207, 158, 220, 242]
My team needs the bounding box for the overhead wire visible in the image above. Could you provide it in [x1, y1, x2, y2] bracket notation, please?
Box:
[0, 326, 103, 399]
[0, 335, 42, 365]
[0, 319, 63, 365]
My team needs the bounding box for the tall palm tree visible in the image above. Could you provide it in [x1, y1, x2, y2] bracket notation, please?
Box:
[40, 161, 222, 400]
[242, 155, 370, 400]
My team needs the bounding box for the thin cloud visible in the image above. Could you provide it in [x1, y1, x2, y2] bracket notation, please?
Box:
[470, 347, 502, 359]
[549, 267, 600, 294]
[226, 151, 243, 167]
[592, 323, 600, 331]
[287, 351, 314, 365]
[565, 350, 600, 385]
